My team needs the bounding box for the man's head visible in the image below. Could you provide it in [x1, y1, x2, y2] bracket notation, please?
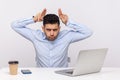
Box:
[42, 14, 60, 41]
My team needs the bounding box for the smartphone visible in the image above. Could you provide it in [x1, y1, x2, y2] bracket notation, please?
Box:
[21, 69, 32, 74]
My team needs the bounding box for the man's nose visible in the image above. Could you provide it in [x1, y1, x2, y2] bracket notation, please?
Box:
[50, 30, 54, 36]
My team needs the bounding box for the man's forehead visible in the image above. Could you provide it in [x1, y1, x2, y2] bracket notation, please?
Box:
[45, 27, 59, 30]
[44, 24, 60, 29]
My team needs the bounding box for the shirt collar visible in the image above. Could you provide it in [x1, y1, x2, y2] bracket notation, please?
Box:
[42, 33, 47, 40]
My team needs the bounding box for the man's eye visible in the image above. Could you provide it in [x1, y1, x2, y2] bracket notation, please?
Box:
[46, 29, 51, 31]
[53, 29, 57, 31]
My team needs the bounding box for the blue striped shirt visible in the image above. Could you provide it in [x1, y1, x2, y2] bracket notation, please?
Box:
[11, 17, 93, 67]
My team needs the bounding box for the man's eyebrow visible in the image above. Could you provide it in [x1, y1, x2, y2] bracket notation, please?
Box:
[53, 29, 58, 30]
[46, 29, 51, 31]
[46, 29, 51, 30]
[46, 28, 58, 30]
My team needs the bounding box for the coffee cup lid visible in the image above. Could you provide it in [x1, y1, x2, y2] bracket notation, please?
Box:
[8, 61, 19, 64]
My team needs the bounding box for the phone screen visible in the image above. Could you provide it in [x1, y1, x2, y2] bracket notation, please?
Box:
[21, 69, 32, 74]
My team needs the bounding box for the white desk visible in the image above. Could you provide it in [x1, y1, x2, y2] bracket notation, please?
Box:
[0, 67, 120, 80]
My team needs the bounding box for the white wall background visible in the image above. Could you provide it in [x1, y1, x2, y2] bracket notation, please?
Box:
[0, 0, 120, 68]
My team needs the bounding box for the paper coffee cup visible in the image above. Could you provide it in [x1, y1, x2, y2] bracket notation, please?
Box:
[8, 61, 19, 75]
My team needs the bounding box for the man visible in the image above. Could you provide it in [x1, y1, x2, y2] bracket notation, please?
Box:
[11, 9, 93, 67]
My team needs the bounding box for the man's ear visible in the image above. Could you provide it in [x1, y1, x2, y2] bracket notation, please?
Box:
[58, 26, 61, 31]
[42, 26, 45, 32]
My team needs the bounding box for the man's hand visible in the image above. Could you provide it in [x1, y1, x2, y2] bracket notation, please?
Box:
[33, 8, 47, 22]
[58, 9, 68, 25]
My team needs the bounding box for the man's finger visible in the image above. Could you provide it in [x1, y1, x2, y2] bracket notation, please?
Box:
[58, 8, 63, 16]
[41, 8, 47, 16]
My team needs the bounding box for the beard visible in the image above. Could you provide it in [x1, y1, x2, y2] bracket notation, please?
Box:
[44, 32, 59, 41]
[47, 36, 56, 41]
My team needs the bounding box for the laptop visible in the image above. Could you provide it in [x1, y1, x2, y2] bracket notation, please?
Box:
[55, 48, 108, 77]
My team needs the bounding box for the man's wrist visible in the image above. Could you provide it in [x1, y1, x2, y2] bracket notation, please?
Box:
[32, 16, 37, 22]
[65, 19, 69, 26]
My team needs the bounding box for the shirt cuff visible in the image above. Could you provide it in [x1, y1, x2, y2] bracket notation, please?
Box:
[65, 19, 74, 27]
[18, 17, 35, 25]
[25, 17, 35, 24]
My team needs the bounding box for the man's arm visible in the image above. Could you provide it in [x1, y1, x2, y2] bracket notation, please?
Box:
[11, 18, 36, 41]
[65, 19, 93, 43]
[58, 9, 93, 43]
[11, 9, 47, 42]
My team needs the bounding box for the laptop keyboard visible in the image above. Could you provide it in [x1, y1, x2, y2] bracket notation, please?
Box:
[62, 69, 73, 74]
[66, 71, 73, 74]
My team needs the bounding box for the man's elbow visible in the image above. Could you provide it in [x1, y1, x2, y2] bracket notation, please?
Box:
[11, 21, 19, 30]
[88, 30, 93, 37]
[85, 30, 93, 38]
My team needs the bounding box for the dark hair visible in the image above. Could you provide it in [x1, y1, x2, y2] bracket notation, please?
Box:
[43, 14, 60, 26]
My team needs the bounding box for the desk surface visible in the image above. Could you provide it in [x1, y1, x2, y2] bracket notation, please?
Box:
[0, 67, 120, 80]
